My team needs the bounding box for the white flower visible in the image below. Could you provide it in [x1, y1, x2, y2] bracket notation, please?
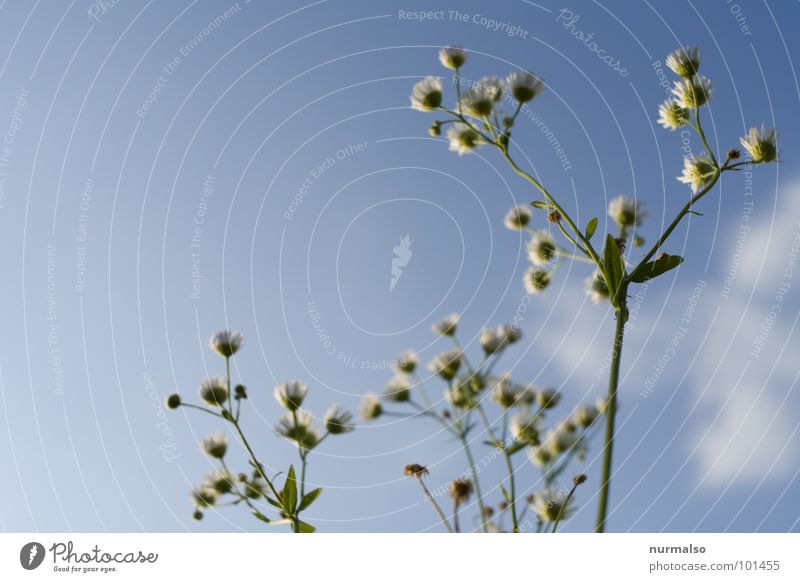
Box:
[672, 75, 712, 109]
[202, 468, 234, 494]
[394, 351, 418, 373]
[574, 404, 600, 427]
[585, 271, 610, 304]
[657, 99, 690, 130]
[273, 380, 308, 411]
[546, 428, 579, 455]
[410, 76, 443, 112]
[506, 71, 545, 103]
[496, 324, 521, 345]
[477, 76, 504, 101]
[432, 313, 460, 336]
[665, 45, 700, 78]
[528, 445, 552, 468]
[447, 122, 483, 155]
[201, 432, 229, 459]
[439, 45, 467, 69]
[191, 487, 219, 508]
[199, 377, 229, 407]
[359, 393, 382, 419]
[533, 489, 575, 522]
[427, 349, 462, 380]
[510, 411, 541, 445]
[384, 375, 411, 402]
[504, 205, 532, 230]
[458, 84, 496, 117]
[677, 155, 717, 193]
[491, 373, 521, 408]
[739, 125, 778, 163]
[527, 231, 557, 266]
[276, 411, 322, 449]
[209, 330, 243, 357]
[445, 380, 476, 409]
[608, 195, 645, 229]
[324, 405, 354, 435]
[537, 388, 560, 409]
[524, 267, 551, 295]
[480, 328, 504, 354]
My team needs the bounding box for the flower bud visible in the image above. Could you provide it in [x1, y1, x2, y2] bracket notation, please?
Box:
[166, 393, 181, 409]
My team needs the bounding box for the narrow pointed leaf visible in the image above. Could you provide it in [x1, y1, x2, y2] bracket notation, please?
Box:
[251, 510, 271, 523]
[297, 521, 316, 533]
[298, 488, 323, 512]
[530, 200, 550, 209]
[630, 255, 684, 283]
[282, 465, 298, 515]
[602, 235, 624, 307]
[585, 217, 598, 240]
[265, 496, 283, 510]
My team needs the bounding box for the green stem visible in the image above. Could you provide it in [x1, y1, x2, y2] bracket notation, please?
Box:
[417, 477, 454, 533]
[475, 403, 519, 533]
[594, 298, 627, 533]
[552, 484, 578, 534]
[459, 432, 488, 532]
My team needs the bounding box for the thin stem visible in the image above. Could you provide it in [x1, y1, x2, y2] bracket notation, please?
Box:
[459, 432, 488, 532]
[552, 483, 579, 534]
[594, 300, 627, 533]
[416, 477, 454, 533]
[453, 500, 461, 533]
[475, 402, 519, 533]
[229, 418, 281, 502]
[225, 356, 232, 417]
[180, 403, 223, 419]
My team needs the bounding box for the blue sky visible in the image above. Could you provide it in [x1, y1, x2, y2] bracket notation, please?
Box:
[0, 0, 798, 532]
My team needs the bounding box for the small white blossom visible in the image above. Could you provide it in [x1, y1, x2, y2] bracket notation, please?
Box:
[510, 411, 541, 445]
[524, 267, 551, 295]
[384, 375, 411, 402]
[276, 411, 322, 450]
[657, 99, 690, 130]
[477, 76, 504, 101]
[273, 380, 308, 411]
[201, 432, 229, 459]
[504, 205, 532, 230]
[458, 84, 496, 117]
[394, 351, 418, 373]
[410, 76, 443, 112]
[491, 373, 522, 409]
[199, 377, 229, 407]
[324, 405, 354, 434]
[672, 75, 712, 109]
[546, 428, 579, 455]
[506, 71, 545, 103]
[427, 349, 462, 380]
[739, 125, 778, 163]
[447, 122, 483, 155]
[439, 45, 467, 70]
[665, 45, 700, 78]
[608, 195, 644, 229]
[496, 324, 521, 345]
[527, 231, 557, 266]
[432, 313, 460, 336]
[533, 489, 576, 522]
[480, 328, 504, 354]
[585, 272, 610, 304]
[677, 155, 717, 193]
[360, 393, 382, 420]
[209, 330, 243, 357]
[528, 445, 552, 468]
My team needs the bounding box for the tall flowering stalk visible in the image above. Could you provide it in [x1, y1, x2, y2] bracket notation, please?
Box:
[411, 45, 778, 532]
[364, 314, 603, 532]
[167, 331, 354, 532]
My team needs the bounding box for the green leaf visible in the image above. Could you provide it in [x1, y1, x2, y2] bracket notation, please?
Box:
[265, 496, 283, 510]
[251, 510, 271, 523]
[585, 217, 598, 240]
[630, 255, 684, 283]
[530, 200, 550, 209]
[602, 235, 625, 307]
[687, 210, 704, 216]
[282, 465, 298, 516]
[298, 488, 323, 512]
[297, 521, 316, 533]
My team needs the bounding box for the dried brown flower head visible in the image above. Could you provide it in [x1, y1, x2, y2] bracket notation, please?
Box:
[546, 210, 562, 224]
[482, 506, 495, 519]
[573, 473, 588, 486]
[498, 501, 509, 511]
[727, 148, 740, 160]
[449, 478, 474, 505]
[404, 464, 429, 478]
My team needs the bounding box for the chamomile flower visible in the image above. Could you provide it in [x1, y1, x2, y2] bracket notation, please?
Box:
[497, 324, 522, 345]
[276, 411, 322, 450]
[477, 76, 504, 101]
[432, 313, 460, 336]
[202, 469, 234, 494]
[510, 411, 541, 445]
[504, 205, 532, 230]
[672, 75, 712, 109]
[384, 375, 411, 402]
[439, 45, 467, 70]
[410, 76, 443, 112]
[447, 122, 483, 155]
[574, 404, 600, 427]
[506, 71, 545, 103]
[324, 405, 355, 435]
[677, 155, 717, 193]
[739, 125, 778, 163]
[524, 267, 551, 295]
[458, 84, 497, 117]
[209, 330, 243, 357]
[528, 445, 552, 468]
[534, 489, 576, 522]
[608, 195, 645, 229]
[657, 99, 690, 130]
[199, 377, 228, 407]
[359, 393, 382, 419]
[273, 380, 308, 411]
[665, 45, 700, 78]
[546, 428, 580, 455]
[480, 328, 504, 354]
[428, 349, 463, 381]
[527, 231, 557, 266]
[191, 487, 218, 508]
[585, 271, 610, 304]
[491, 374, 520, 409]
[201, 432, 229, 459]
[394, 351, 418, 373]
[445, 380, 476, 410]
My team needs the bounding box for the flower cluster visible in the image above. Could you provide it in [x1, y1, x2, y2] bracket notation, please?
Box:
[168, 330, 354, 531]
[364, 314, 604, 532]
